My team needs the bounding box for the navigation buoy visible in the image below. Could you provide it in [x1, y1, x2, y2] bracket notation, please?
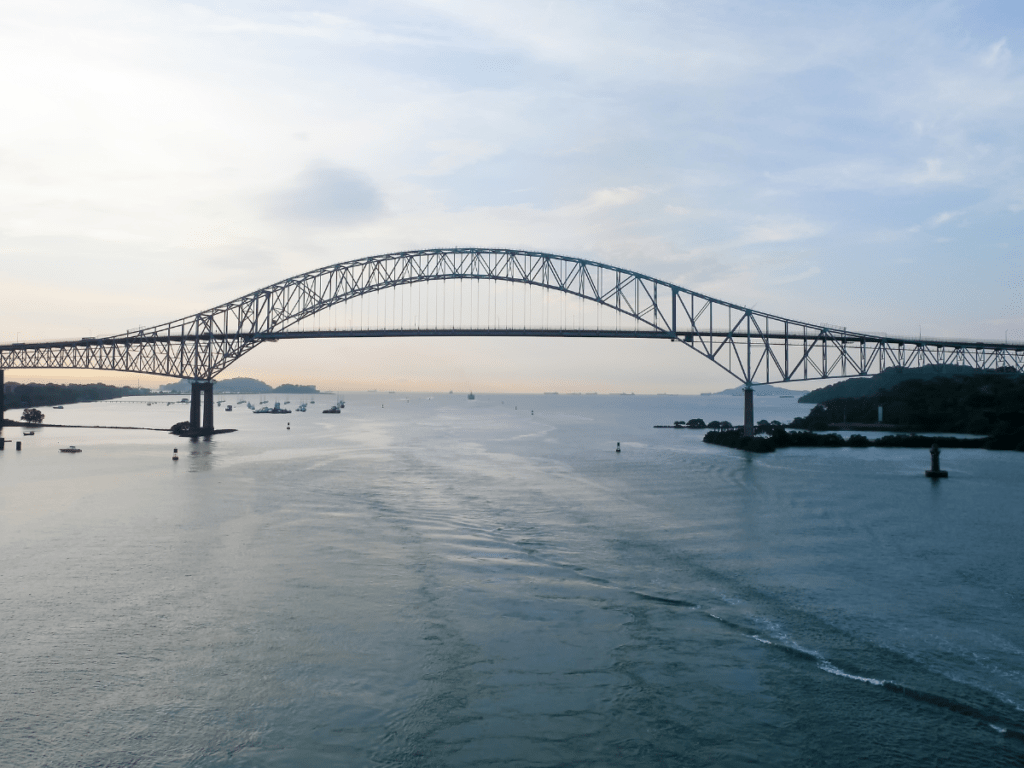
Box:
[616, 442, 621, 453]
[925, 443, 948, 478]
[16, 441, 22, 451]
[173, 448, 179, 461]
[287, 422, 291, 430]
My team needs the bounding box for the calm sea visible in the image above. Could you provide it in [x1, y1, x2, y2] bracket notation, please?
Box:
[1, 392, 1023, 767]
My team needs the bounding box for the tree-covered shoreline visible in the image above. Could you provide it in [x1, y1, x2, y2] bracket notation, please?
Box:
[693, 368, 1024, 453]
[703, 427, 992, 453]
[790, 370, 1024, 437]
[2, 382, 150, 413]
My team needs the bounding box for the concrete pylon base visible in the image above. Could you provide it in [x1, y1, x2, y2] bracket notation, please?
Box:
[743, 386, 754, 437]
[189, 381, 215, 434]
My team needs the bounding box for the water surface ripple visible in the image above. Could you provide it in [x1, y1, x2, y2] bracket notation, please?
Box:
[1, 393, 1022, 766]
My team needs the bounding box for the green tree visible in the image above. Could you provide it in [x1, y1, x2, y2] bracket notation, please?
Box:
[22, 408, 44, 424]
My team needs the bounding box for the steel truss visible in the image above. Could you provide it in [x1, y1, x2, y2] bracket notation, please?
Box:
[2, 248, 1023, 384]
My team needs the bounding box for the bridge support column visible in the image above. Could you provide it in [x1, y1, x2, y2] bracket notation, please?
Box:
[743, 386, 754, 437]
[202, 382, 214, 433]
[189, 381, 215, 434]
[0, 369, 5, 431]
[189, 382, 202, 432]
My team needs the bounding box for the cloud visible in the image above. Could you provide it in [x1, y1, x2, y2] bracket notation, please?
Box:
[267, 165, 386, 225]
[558, 186, 649, 216]
[928, 210, 961, 227]
[741, 216, 823, 245]
[982, 38, 1010, 68]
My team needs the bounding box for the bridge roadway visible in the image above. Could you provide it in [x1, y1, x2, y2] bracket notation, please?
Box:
[2, 248, 1023, 436]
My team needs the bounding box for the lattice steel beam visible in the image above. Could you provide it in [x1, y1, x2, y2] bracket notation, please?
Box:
[2, 248, 1022, 383]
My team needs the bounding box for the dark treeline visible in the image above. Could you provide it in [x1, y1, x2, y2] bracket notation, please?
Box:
[791, 371, 1024, 438]
[798, 364, 984, 403]
[3, 382, 150, 411]
[704, 428, 991, 454]
[700, 368, 1024, 453]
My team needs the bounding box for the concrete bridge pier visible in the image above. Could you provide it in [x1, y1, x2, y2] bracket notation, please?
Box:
[0, 369, 5, 431]
[189, 381, 215, 434]
[743, 385, 754, 437]
[189, 382, 201, 431]
[202, 382, 214, 432]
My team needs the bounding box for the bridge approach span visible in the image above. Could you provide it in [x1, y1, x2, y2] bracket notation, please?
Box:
[2, 248, 1022, 434]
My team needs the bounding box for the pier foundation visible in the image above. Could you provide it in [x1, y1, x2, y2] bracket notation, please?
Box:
[202, 382, 214, 433]
[743, 386, 754, 437]
[189, 381, 215, 434]
[189, 382, 202, 431]
[0, 369, 4, 431]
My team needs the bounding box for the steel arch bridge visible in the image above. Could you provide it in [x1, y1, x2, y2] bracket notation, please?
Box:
[2, 247, 1022, 434]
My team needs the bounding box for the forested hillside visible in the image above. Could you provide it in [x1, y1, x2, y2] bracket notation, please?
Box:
[3, 382, 149, 411]
[791, 371, 1024, 446]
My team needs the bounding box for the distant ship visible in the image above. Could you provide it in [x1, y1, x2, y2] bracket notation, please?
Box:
[467, 392, 475, 400]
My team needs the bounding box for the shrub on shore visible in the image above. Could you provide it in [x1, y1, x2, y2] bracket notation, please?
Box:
[702, 427, 991, 453]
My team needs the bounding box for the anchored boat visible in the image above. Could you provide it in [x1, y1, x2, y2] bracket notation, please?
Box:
[254, 402, 291, 414]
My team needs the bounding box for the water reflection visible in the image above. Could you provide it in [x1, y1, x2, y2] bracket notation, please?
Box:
[187, 435, 217, 472]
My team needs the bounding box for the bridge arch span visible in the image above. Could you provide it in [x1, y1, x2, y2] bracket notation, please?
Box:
[2, 246, 1022, 388]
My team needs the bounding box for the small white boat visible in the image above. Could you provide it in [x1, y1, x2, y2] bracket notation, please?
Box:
[53, 405, 64, 410]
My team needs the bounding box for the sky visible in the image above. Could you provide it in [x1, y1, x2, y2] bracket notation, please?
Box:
[1, 0, 1022, 394]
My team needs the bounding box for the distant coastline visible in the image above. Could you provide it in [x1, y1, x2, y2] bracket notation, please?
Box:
[157, 377, 319, 395]
[700, 384, 809, 397]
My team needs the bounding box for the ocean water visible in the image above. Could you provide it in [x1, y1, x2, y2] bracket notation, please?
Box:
[1, 392, 1023, 767]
